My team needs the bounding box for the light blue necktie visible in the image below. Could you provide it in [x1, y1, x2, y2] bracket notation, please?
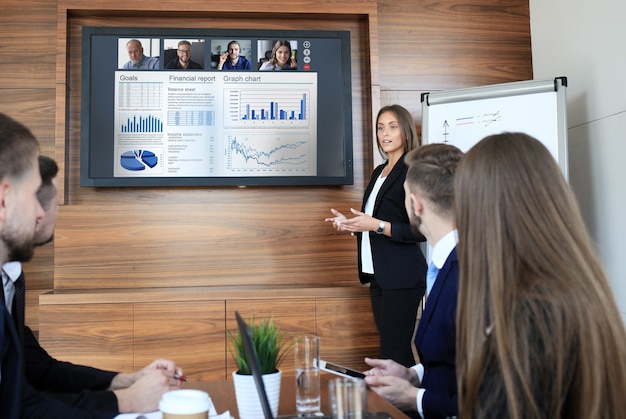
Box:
[426, 261, 439, 298]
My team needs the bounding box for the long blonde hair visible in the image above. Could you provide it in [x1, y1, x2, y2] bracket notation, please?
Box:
[454, 132, 626, 418]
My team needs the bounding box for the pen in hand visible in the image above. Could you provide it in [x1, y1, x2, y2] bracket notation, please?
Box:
[174, 373, 188, 382]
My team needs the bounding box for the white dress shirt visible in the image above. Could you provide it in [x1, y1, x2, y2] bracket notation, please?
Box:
[2, 261, 22, 315]
[360, 172, 386, 274]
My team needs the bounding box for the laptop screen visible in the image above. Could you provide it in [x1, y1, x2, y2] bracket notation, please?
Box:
[235, 311, 275, 419]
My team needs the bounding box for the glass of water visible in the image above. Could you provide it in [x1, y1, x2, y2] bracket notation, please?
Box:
[295, 335, 321, 416]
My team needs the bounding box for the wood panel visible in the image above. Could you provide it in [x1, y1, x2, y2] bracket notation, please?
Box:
[39, 303, 134, 372]
[37, 293, 378, 379]
[377, 0, 532, 91]
[23, 244, 55, 333]
[0, 89, 57, 158]
[53, 203, 359, 290]
[316, 296, 380, 372]
[0, 1, 57, 88]
[0, 3, 58, 332]
[134, 301, 226, 380]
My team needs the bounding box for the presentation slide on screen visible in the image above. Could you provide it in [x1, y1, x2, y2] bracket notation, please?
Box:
[113, 71, 318, 177]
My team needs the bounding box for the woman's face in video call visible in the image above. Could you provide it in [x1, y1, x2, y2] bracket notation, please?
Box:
[275, 45, 290, 66]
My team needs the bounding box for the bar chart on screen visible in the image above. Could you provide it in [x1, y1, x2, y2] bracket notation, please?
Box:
[224, 88, 312, 129]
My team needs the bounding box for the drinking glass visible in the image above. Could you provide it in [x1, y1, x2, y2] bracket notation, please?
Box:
[295, 335, 321, 416]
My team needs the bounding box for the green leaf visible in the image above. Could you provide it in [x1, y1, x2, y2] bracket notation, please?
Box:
[229, 316, 294, 375]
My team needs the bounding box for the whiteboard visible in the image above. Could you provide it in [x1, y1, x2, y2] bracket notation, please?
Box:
[421, 77, 568, 179]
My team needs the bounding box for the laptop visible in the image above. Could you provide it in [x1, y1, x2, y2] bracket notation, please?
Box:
[234, 312, 390, 419]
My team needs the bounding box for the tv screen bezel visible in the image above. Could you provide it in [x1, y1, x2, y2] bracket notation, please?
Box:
[79, 26, 353, 187]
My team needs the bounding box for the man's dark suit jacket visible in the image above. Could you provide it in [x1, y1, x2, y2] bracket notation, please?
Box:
[2, 269, 119, 418]
[357, 156, 427, 289]
[24, 325, 119, 411]
[1, 289, 23, 418]
[414, 248, 459, 419]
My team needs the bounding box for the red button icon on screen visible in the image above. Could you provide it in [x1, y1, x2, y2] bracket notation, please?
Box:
[304, 64, 310, 71]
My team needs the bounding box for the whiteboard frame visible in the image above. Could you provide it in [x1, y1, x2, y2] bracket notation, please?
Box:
[421, 77, 568, 179]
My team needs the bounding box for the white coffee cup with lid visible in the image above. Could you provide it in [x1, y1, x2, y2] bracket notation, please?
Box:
[159, 389, 215, 419]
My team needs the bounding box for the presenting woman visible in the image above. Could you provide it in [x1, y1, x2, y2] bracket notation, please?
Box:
[326, 104, 427, 367]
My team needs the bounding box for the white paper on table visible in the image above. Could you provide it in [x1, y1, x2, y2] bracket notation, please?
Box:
[114, 410, 231, 419]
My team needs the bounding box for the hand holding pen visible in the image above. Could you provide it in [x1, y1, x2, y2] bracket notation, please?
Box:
[174, 373, 188, 382]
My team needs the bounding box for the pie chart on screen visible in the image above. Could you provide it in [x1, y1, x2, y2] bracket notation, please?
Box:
[120, 150, 159, 171]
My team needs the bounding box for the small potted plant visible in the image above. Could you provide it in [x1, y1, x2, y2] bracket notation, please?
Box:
[230, 316, 291, 419]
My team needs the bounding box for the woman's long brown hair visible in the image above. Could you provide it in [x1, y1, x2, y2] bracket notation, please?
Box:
[454, 133, 626, 418]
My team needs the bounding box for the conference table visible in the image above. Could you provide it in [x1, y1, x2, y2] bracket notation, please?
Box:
[183, 373, 409, 418]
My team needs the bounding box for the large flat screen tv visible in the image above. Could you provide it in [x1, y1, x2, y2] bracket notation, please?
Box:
[80, 27, 353, 187]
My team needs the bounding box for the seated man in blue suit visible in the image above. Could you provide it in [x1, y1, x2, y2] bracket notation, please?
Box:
[364, 143, 463, 419]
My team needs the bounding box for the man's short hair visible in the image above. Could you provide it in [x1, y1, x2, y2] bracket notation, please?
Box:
[0, 113, 39, 182]
[126, 39, 143, 49]
[404, 143, 463, 217]
[37, 155, 59, 210]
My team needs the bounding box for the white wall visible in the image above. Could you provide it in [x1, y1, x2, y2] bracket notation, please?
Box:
[530, 0, 626, 324]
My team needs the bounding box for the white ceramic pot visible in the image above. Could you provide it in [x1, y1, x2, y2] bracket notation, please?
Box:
[232, 369, 281, 419]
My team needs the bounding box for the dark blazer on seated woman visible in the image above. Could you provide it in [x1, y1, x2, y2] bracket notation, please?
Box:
[414, 248, 459, 419]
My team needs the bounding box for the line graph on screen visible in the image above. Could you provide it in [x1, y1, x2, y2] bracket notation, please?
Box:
[225, 134, 315, 175]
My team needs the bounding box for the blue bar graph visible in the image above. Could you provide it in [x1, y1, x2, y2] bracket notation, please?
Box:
[121, 115, 163, 133]
[242, 93, 308, 121]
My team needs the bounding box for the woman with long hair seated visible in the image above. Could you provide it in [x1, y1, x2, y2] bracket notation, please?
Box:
[454, 132, 626, 419]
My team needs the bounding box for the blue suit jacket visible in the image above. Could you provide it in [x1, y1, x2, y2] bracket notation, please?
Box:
[414, 248, 459, 419]
[357, 156, 427, 289]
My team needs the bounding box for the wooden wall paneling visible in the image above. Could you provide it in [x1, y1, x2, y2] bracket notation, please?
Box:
[1, 0, 58, 332]
[0, 1, 57, 88]
[225, 299, 317, 376]
[316, 296, 380, 372]
[23, 244, 54, 333]
[55, 82, 69, 204]
[376, 0, 532, 90]
[370, 84, 383, 167]
[0, 89, 57, 157]
[53, 203, 359, 290]
[38, 303, 134, 372]
[58, 0, 377, 13]
[133, 301, 227, 381]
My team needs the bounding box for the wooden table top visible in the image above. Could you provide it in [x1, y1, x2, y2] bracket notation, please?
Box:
[183, 372, 409, 418]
